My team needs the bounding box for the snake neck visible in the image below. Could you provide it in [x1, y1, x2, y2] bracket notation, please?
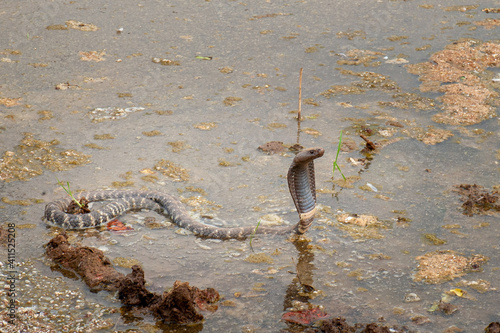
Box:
[287, 147, 324, 235]
[288, 162, 316, 217]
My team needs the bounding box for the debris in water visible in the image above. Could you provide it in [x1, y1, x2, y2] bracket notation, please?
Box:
[0, 97, 22, 107]
[423, 233, 447, 245]
[0, 133, 91, 182]
[55, 82, 80, 90]
[474, 18, 500, 29]
[66, 20, 99, 31]
[378, 92, 436, 110]
[407, 40, 499, 125]
[79, 50, 106, 62]
[223, 96, 242, 106]
[88, 106, 145, 122]
[152, 57, 181, 66]
[336, 213, 386, 239]
[281, 307, 329, 325]
[46, 20, 99, 31]
[360, 134, 377, 151]
[402, 126, 453, 145]
[46, 234, 219, 324]
[336, 49, 383, 66]
[154, 159, 190, 181]
[258, 141, 285, 154]
[193, 122, 217, 130]
[428, 301, 459, 315]
[414, 250, 488, 284]
[245, 253, 274, 264]
[302, 127, 322, 137]
[107, 219, 134, 232]
[454, 184, 500, 216]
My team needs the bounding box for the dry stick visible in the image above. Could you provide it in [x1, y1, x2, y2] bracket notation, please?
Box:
[251, 69, 304, 248]
[296, 68, 303, 145]
[360, 134, 377, 151]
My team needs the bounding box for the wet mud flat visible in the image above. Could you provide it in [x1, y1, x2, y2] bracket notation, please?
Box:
[1, 0, 500, 332]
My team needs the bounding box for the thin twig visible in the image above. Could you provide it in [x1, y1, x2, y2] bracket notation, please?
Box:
[360, 134, 377, 150]
[297, 68, 303, 145]
[298, 68, 303, 121]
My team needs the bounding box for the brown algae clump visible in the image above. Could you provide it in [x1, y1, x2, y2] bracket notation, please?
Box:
[336, 213, 386, 239]
[223, 96, 242, 106]
[245, 253, 274, 264]
[407, 40, 500, 125]
[402, 126, 453, 145]
[65, 20, 100, 31]
[168, 141, 191, 153]
[378, 92, 436, 110]
[346, 70, 401, 92]
[336, 49, 384, 66]
[142, 130, 162, 137]
[154, 159, 189, 181]
[414, 250, 488, 284]
[454, 184, 500, 216]
[0, 133, 91, 182]
[193, 122, 217, 130]
[321, 85, 365, 98]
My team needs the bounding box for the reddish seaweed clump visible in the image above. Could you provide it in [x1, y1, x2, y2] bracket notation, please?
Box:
[46, 233, 219, 324]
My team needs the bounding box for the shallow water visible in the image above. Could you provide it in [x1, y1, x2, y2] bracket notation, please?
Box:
[1, 0, 499, 332]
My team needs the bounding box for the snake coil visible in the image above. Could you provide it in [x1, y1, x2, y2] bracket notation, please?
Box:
[45, 147, 325, 239]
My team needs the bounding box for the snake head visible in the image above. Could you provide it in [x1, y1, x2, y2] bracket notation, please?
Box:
[293, 147, 325, 165]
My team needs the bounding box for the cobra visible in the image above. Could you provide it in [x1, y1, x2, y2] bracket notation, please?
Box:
[44, 147, 325, 239]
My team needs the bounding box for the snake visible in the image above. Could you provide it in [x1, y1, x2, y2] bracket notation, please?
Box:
[44, 147, 325, 239]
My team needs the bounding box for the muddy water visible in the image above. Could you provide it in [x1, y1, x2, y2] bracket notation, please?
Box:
[1, 0, 499, 332]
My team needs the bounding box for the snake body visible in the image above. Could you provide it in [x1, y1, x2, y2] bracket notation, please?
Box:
[44, 147, 325, 239]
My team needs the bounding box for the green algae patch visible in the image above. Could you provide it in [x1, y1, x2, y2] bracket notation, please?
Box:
[423, 233, 447, 245]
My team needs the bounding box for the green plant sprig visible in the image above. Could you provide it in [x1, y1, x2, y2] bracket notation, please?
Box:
[248, 219, 261, 252]
[56, 177, 83, 208]
[333, 130, 346, 181]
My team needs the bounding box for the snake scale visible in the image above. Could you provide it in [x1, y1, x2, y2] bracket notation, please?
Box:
[44, 147, 325, 239]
